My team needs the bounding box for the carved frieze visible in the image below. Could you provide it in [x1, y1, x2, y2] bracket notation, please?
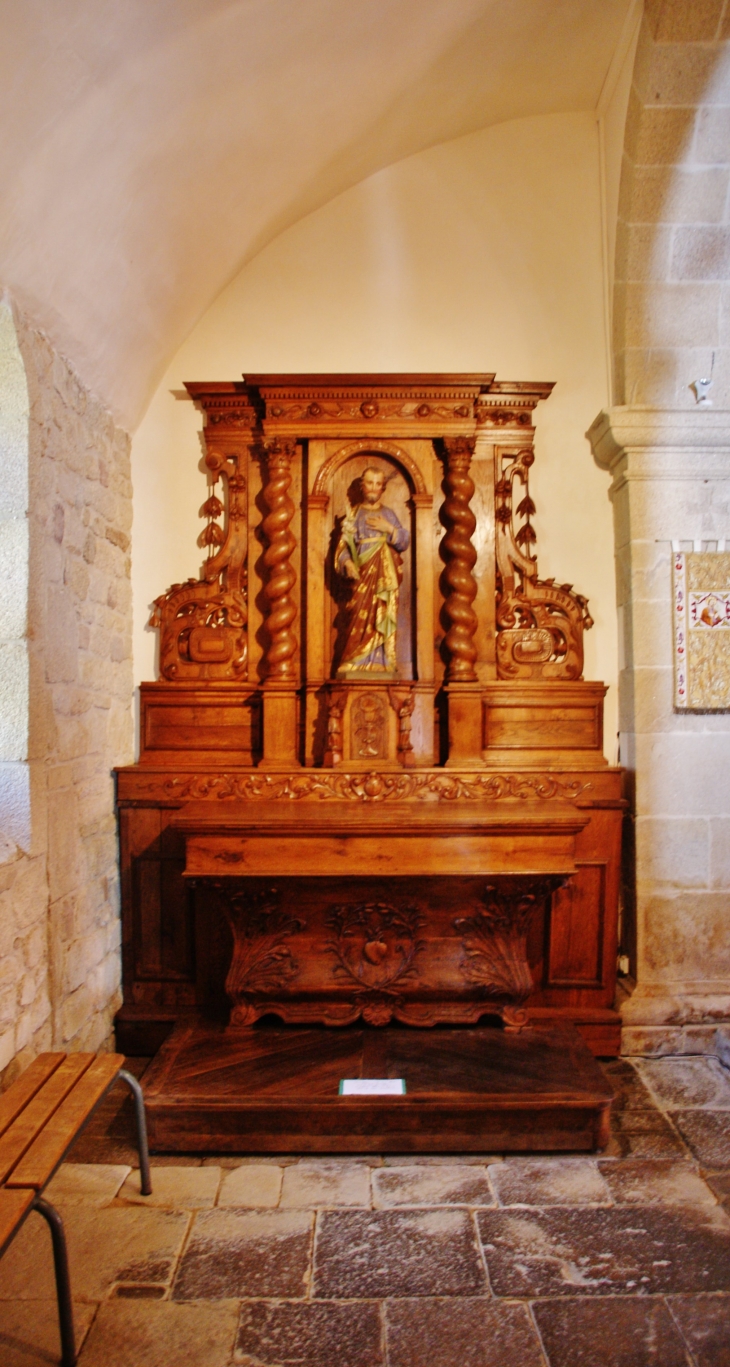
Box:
[129, 768, 590, 803]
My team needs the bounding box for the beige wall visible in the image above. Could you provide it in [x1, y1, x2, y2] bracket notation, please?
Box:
[132, 111, 620, 757]
[0, 302, 133, 1082]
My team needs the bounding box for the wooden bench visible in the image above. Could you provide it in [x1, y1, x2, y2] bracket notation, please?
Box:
[0, 1052, 151, 1367]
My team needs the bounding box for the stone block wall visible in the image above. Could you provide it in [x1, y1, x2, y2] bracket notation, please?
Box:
[0, 303, 133, 1083]
[614, 0, 730, 409]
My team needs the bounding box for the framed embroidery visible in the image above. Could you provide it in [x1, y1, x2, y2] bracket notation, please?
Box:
[673, 549, 730, 709]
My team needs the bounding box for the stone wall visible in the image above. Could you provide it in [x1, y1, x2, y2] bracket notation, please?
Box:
[614, 0, 730, 409]
[591, 1, 730, 1057]
[0, 301, 133, 1083]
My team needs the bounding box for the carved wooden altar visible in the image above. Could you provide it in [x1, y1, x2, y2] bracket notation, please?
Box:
[116, 374, 622, 1152]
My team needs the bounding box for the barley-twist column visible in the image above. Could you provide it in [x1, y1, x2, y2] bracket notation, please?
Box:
[262, 438, 298, 681]
[441, 437, 478, 683]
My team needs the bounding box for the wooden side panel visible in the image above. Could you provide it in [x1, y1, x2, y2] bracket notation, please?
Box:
[138, 684, 261, 767]
[144, 703, 257, 755]
[120, 807, 195, 999]
[485, 704, 600, 751]
[548, 863, 606, 986]
[527, 804, 622, 1013]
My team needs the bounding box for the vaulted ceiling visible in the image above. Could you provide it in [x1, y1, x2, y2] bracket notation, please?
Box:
[0, 0, 632, 427]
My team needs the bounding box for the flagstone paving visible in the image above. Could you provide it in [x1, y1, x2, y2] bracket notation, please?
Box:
[0, 1053, 729, 1365]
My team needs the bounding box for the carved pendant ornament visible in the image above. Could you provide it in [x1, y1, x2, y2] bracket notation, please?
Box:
[150, 446, 248, 680]
[495, 448, 593, 680]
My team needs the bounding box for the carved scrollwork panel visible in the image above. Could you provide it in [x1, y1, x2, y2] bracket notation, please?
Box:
[351, 693, 388, 760]
[326, 900, 426, 1026]
[149, 446, 248, 680]
[495, 447, 593, 680]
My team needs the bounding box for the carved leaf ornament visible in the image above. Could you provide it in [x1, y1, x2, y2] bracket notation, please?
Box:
[216, 885, 305, 1025]
[455, 879, 558, 1002]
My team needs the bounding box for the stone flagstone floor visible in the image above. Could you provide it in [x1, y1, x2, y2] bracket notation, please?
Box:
[1, 1054, 730, 1365]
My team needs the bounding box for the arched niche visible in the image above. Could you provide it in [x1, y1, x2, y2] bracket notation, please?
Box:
[328, 449, 417, 682]
[305, 438, 435, 692]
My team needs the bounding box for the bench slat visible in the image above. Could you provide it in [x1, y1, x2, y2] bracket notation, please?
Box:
[0, 1054, 66, 1140]
[0, 1188, 35, 1257]
[7, 1054, 124, 1190]
[0, 1054, 94, 1185]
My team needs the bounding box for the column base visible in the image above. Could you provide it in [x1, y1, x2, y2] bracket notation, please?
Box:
[260, 686, 300, 770]
[619, 981, 730, 1057]
[444, 683, 483, 767]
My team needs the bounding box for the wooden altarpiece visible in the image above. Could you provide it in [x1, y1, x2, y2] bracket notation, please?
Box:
[116, 375, 622, 1152]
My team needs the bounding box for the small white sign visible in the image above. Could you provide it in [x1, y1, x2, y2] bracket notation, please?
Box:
[339, 1078, 406, 1096]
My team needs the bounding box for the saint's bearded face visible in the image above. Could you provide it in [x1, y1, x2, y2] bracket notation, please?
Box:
[361, 470, 385, 505]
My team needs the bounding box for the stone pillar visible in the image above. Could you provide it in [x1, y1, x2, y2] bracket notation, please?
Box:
[589, 406, 730, 1056]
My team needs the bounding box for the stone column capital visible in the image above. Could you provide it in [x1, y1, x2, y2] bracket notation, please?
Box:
[588, 406, 730, 483]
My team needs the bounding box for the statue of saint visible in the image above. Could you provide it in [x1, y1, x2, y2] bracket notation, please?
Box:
[335, 466, 410, 677]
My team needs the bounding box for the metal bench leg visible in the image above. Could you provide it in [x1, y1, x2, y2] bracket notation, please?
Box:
[118, 1068, 152, 1195]
[33, 1196, 76, 1367]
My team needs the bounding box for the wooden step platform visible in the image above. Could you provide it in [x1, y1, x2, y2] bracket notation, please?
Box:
[143, 1019, 614, 1154]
